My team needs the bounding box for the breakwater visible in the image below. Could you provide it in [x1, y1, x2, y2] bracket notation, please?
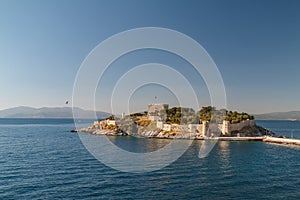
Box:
[262, 136, 300, 146]
[208, 136, 300, 147]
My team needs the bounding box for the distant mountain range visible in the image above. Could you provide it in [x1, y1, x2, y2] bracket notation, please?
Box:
[1, 106, 299, 121]
[254, 111, 300, 120]
[0, 106, 111, 119]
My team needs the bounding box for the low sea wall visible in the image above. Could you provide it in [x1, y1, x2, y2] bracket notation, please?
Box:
[211, 136, 264, 141]
[263, 137, 300, 146]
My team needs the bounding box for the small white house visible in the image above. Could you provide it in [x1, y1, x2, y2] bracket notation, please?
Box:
[107, 119, 116, 126]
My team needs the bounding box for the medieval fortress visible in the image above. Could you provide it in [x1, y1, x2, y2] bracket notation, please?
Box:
[147, 104, 255, 137]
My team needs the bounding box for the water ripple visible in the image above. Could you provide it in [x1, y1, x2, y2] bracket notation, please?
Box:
[1, 119, 300, 199]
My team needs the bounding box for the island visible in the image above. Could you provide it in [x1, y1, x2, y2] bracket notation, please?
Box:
[76, 104, 275, 139]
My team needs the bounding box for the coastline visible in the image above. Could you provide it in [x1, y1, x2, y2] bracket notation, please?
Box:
[73, 125, 300, 148]
[72, 104, 300, 148]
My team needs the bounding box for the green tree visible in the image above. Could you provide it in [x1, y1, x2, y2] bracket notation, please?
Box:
[106, 115, 115, 120]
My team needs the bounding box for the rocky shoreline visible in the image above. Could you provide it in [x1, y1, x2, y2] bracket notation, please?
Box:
[71, 123, 300, 147]
[73, 123, 275, 140]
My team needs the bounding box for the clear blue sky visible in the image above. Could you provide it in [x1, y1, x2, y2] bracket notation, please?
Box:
[0, 0, 299, 114]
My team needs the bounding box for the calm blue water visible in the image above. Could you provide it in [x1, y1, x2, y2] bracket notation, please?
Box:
[257, 120, 300, 139]
[1, 119, 300, 199]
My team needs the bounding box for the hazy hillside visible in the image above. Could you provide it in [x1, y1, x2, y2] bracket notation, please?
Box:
[254, 111, 300, 120]
[0, 106, 111, 119]
[2, 106, 300, 121]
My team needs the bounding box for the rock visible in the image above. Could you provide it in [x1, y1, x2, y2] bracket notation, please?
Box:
[139, 129, 162, 137]
[230, 125, 275, 137]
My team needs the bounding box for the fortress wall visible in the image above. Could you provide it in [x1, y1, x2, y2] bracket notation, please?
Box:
[228, 120, 255, 132]
[170, 124, 190, 132]
[188, 124, 201, 133]
[159, 119, 256, 137]
[148, 104, 169, 121]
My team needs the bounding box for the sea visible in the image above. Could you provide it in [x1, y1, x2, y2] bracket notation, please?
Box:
[0, 118, 300, 199]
